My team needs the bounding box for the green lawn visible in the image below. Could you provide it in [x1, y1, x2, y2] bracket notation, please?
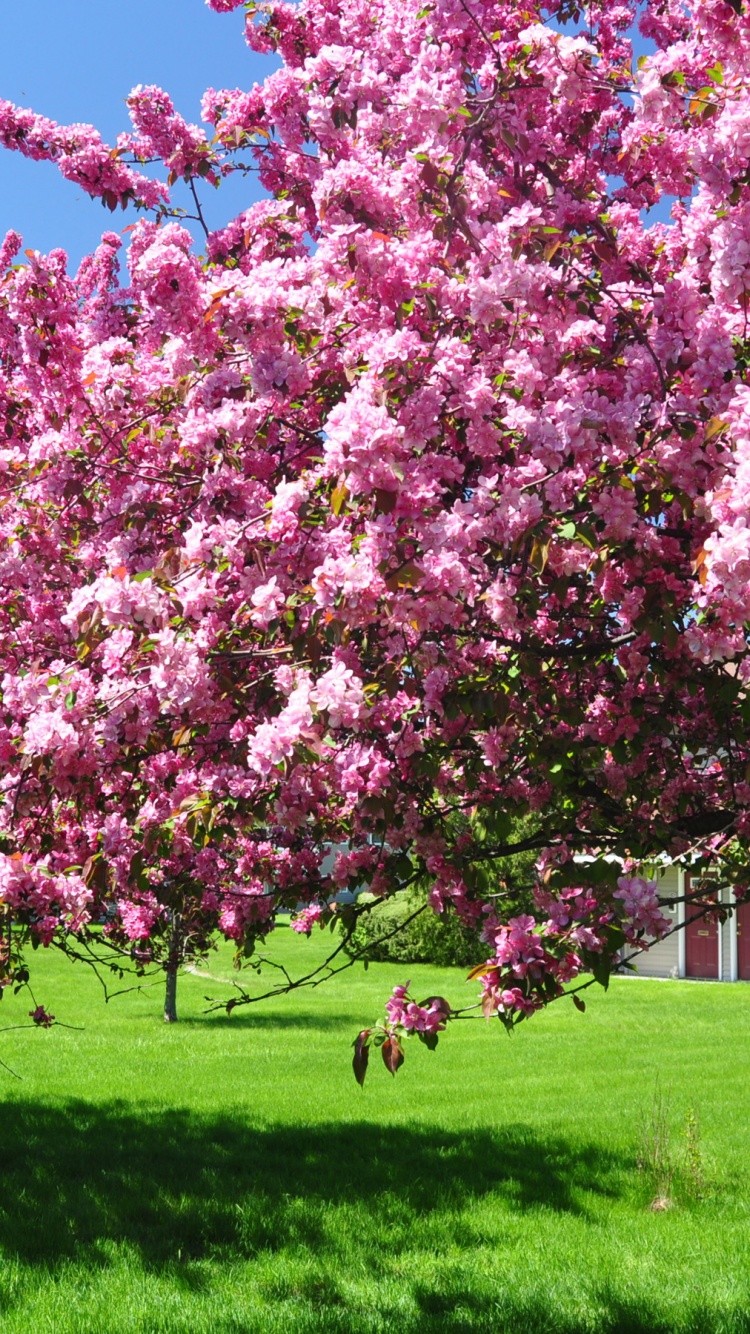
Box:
[1, 928, 750, 1333]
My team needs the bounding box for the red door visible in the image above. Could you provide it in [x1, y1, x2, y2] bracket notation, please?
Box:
[685, 878, 719, 979]
[737, 901, 750, 981]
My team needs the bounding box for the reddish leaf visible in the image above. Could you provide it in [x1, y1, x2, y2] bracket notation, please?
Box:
[381, 1034, 404, 1076]
[418, 994, 451, 1020]
[374, 488, 397, 514]
[572, 994, 586, 1013]
[352, 1029, 371, 1086]
[420, 161, 440, 191]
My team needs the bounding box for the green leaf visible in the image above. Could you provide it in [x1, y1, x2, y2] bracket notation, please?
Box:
[470, 808, 512, 845]
[418, 1030, 439, 1050]
[590, 954, 611, 991]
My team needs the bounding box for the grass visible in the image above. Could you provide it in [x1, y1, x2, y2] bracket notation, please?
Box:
[1, 928, 750, 1333]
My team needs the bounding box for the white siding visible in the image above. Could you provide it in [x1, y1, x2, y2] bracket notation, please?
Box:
[628, 866, 681, 979]
[721, 888, 732, 981]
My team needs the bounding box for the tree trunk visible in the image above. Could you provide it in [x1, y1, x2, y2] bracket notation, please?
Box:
[164, 910, 181, 1023]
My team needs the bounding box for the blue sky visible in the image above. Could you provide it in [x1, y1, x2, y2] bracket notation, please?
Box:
[0, 1, 671, 270]
[0, 0, 276, 268]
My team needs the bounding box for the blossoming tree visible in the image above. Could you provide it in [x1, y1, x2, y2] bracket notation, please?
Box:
[1, 0, 750, 1060]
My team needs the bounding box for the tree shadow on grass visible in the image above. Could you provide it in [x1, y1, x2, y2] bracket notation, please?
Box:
[409, 1285, 745, 1334]
[4, 1107, 740, 1333]
[179, 1010, 372, 1030]
[0, 1100, 630, 1273]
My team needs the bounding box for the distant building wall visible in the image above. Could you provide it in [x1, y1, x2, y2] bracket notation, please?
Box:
[630, 865, 681, 979]
[624, 869, 744, 982]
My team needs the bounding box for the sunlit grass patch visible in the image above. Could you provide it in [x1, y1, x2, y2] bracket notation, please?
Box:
[1, 929, 750, 1332]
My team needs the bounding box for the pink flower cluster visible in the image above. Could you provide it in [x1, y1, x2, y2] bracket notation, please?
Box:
[613, 876, 672, 943]
[0, 100, 165, 208]
[0, 855, 92, 943]
[290, 903, 325, 935]
[124, 85, 217, 183]
[117, 894, 163, 943]
[492, 914, 547, 979]
[385, 983, 450, 1034]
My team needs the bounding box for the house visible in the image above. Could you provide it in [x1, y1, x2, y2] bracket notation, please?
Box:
[629, 866, 750, 982]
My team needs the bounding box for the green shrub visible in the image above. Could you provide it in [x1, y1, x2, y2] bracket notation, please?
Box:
[341, 816, 540, 968]
[342, 890, 485, 968]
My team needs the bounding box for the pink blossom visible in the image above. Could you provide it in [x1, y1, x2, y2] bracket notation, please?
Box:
[250, 576, 286, 629]
[614, 876, 671, 943]
[291, 903, 324, 935]
[385, 982, 449, 1033]
[118, 895, 163, 941]
[312, 661, 365, 729]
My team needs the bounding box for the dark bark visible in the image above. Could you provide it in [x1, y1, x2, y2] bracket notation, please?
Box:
[163, 911, 181, 1024]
